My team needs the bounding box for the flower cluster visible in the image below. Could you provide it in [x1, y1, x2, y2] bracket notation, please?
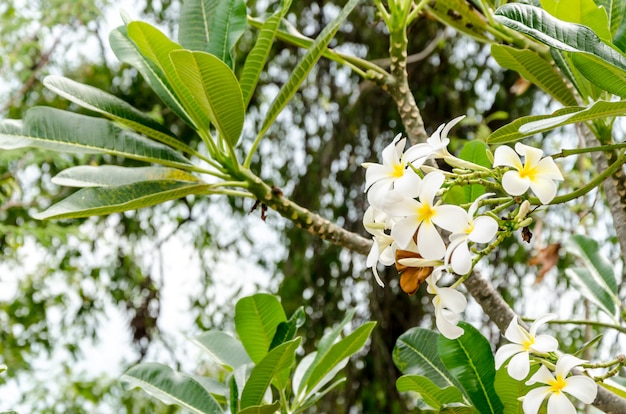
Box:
[362, 116, 565, 339]
[496, 315, 598, 414]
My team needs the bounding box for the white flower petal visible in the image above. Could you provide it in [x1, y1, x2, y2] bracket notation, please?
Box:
[493, 145, 523, 169]
[495, 343, 525, 369]
[523, 386, 551, 414]
[502, 170, 530, 196]
[529, 176, 557, 204]
[504, 316, 531, 345]
[420, 172, 445, 204]
[515, 142, 544, 166]
[468, 216, 498, 243]
[435, 306, 464, 339]
[555, 354, 586, 377]
[507, 351, 531, 380]
[531, 334, 559, 353]
[417, 222, 446, 260]
[440, 115, 465, 141]
[404, 142, 433, 166]
[527, 364, 556, 386]
[535, 157, 564, 180]
[391, 216, 420, 249]
[450, 240, 472, 275]
[529, 313, 557, 336]
[436, 287, 467, 313]
[564, 376, 598, 404]
[432, 204, 468, 233]
[366, 241, 379, 267]
[381, 138, 402, 166]
[546, 392, 577, 414]
[394, 168, 422, 197]
[371, 264, 385, 287]
[382, 194, 420, 217]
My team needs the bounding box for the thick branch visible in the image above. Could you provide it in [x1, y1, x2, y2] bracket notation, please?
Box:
[386, 26, 428, 144]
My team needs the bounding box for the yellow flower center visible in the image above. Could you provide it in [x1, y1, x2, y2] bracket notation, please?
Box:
[548, 375, 567, 395]
[522, 337, 534, 351]
[417, 203, 436, 224]
[392, 163, 404, 178]
[519, 162, 537, 181]
[465, 222, 474, 235]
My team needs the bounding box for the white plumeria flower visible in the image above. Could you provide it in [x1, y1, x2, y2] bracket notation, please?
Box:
[493, 143, 564, 204]
[445, 193, 499, 275]
[404, 115, 465, 167]
[426, 271, 467, 339]
[363, 206, 396, 287]
[384, 171, 467, 260]
[363, 134, 422, 209]
[495, 314, 559, 380]
[523, 354, 597, 414]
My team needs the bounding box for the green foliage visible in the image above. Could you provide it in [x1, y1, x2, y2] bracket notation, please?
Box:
[565, 234, 623, 321]
[123, 293, 375, 413]
[393, 324, 507, 413]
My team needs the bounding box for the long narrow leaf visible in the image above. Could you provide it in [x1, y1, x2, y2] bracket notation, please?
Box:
[487, 100, 626, 143]
[178, 0, 217, 51]
[169, 50, 244, 146]
[541, 0, 612, 42]
[7, 107, 194, 169]
[490, 45, 578, 106]
[52, 166, 199, 187]
[34, 181, 210, 220]
[43, 76, 198, 156]
[240, 338, 301, 409]
[121, 362, 222, 414]
[240, 0, 293, 108]
[110, 26, 195, 127]
[438, 322, 503, 414]
[396, 375, 468, 410]
[565, 234, 620, 320]
[571, 52, 626, 97]
[206, 0, 246, 68]
[426, 0, 492, 42]
[257, 0, 360, 140]
[300, 322, 376, 397]
[495, 3, 626, 72]
[595, 0, 626, 37]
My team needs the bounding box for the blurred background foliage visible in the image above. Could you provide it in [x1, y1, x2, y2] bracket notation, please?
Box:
[0, 0, 618, 412]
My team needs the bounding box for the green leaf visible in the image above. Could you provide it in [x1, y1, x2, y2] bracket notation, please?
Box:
[110, 25, 195, 128]
[169, 50, 244, 147]
[192, 330, 252, 370]
[426, 0, 492, 42]
[121, 362, 222, 414]
[393, 327, 462, 390]
[42, 76, 198, 156]
[235, 294, 287, 364]
[34, 181, 210, 220]
[490, 45, 578, 106]
[396, 375, 468, 410]
[494, 365, 536, 414]
[240, 0, 293, 108]
[294, 309, 356, 395]
[240, 338, 301, 409]
[494, 3, 626, 72]
[256, 0, 360, 142]
[487, 100, 626, 143]
[52, 166, 199, 187]
[565, 235, 621, 319]
[571, 52, 626, 97]
[206, 0, 246, 68]
[269, 306, 305, 351]
[238, 401, 281, 414]
[594, 0, 625, 37]
[542, 0, 612, 41]
[438, 322, 503, 414]
[566, 235, 618, 292]
[3, 107, 194, 169]
[444, 140, 491, 205]
[178, 0, 218, 52]
[551, 48, 602, 100]
[300, 322, 376, 397]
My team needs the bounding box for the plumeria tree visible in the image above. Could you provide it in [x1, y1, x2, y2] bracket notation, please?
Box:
[1, 0, 626, 413]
